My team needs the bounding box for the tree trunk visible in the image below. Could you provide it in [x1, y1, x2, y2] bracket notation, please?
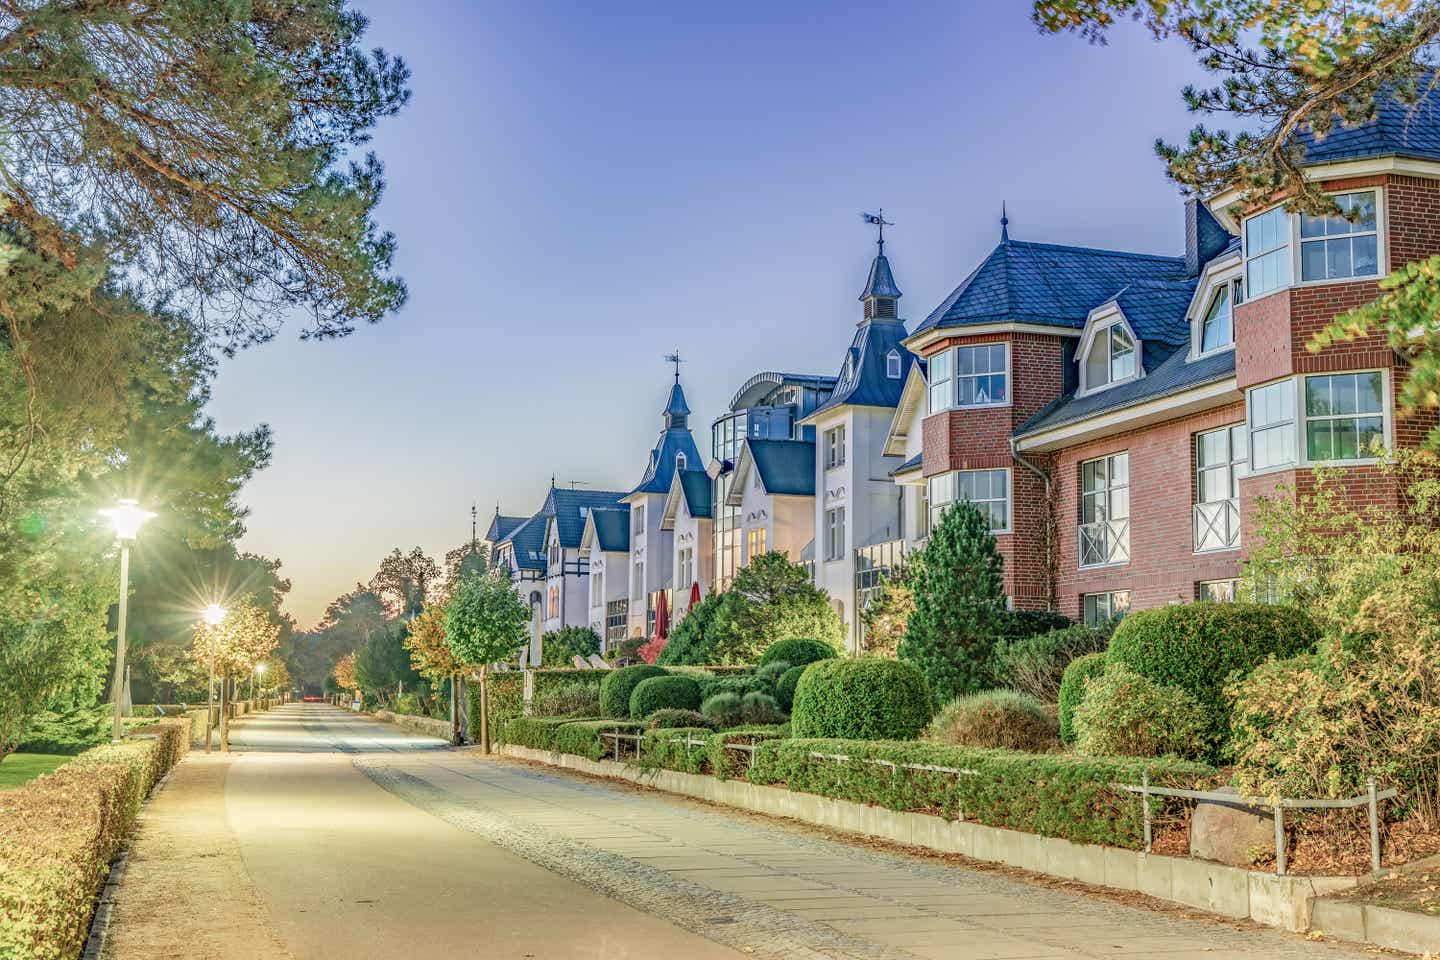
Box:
[219, 667, 230, 753]
[479, 665, 490, 755]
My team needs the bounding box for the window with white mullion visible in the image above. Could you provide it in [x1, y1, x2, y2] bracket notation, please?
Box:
[1079, 453, 1129, 568]
[1304, 371, 1385, 462]
[1198, 285, 1234, 354]
[1083, 324, 1138, 392]
[1245, 206, 1292, 298]
[1300, 191, 1378, 282]
[1194, 425, 1246, 552]
[928, 349, 952, 414]
[954, 344, 1008, 406]
[1247, 380, 1297, 472]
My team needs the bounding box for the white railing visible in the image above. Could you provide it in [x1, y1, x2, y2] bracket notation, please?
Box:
[1193, 499, 1240, 552]
[1079, 518, 1129, 567]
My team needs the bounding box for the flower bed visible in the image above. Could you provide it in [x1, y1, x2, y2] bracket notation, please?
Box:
[0, 717, 190, 960]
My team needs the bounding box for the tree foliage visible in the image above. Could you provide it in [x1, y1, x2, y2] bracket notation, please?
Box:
[402, 602, 462, 682]
[541, 625, 601, 666]
[443, 572, 530, 669]
[189, 597, 280, 677]
[370, 547, 440, 619]
[898, 502, 1007, 703]
[331, 652, 358, 694]
[860, 568, 914, 657]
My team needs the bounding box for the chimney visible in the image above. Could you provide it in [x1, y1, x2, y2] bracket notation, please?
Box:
[1185, 198, 1233, 277]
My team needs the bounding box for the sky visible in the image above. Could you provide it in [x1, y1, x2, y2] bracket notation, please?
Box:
[206, 0, 1211, 628]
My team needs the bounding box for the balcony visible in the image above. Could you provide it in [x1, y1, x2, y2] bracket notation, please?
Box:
[1079, 518, 1129, 568]
[1194, 499, 1240, 553]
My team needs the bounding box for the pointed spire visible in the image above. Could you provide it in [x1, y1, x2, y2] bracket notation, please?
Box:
[1000, 203, 1010, 243]
[662, 358, 690, 430]
[859, 211, 902, 320]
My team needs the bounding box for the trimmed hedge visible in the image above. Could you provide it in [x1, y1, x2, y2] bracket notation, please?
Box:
[775, 664, 807, 711]
[791, 659, 931, 740]
[1106, 602, 1319, 752]
[748, 738, 1215, 849]
[1058, 652, 1106, 745]
[640, 726, 715, 774]
[599, 665, 667, 719]
[0, 718, 190, 960]
[644, 708, 713, 730]
[697, 674, 768, 702]
[758, 638, 837, 669]
[552, 720, 645, 760]
[707, 725, 790, 780]
[629, 675, 701, 720]
[499, 716, 598, 751]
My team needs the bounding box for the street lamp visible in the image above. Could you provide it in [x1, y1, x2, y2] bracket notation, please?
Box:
[201, 604, 226, 753]
[253, 662, 266, 703]
[98, 498, 155, 742]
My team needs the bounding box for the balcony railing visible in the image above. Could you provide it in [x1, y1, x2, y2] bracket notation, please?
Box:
[1194, 498, 1241, 553]
[1079, 518, 1130, 568]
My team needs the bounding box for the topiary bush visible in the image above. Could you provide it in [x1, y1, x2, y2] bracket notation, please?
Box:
[629, 674, 701, 720]
[534, 680, 601, 717]
[791, 658, 931, 740]
[1058, 652, 1106, 745]
[599, 664, 667, 718]
[1072, 666, 1209, 759]
[540, 625, 602, 666]
[993, 623, 1110, 703]
[758, 638, 837, 670]
[775, 664, 807, 711]
[700, 692, 744, 729]
[926, 690, 1059, 752]
[1106, 602, 1319, 755]
[740, 692, 786, 725]
[753, 660, 792, 688]
[697, 674, 768, 702]
[645, 709, 714, 730]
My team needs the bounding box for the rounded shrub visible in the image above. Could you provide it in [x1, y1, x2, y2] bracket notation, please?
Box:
[1072, 666, 1209, 760]
[701, 692, 744, 729]
[791, 658, 931, 740]
[1106, 602, 1319, 751]
[1058, 652, 1106, 745]
[740, 692, 787, 725]
[645, 708, 714, 730]
[993, 623, 1110, 702]
[697, 674, 768, 702]
[629, 675, 701, 720]
[926, 690, 1059, 752]
[599, 664, 667, 718]
[754, 660, 792, 688]
[775, 664, 807, 711]
[758, 638, 837, 670]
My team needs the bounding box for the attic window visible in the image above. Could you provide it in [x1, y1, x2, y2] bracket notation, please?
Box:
[579, 506, 588, 518]
[844, 355, 855, 381]
[676, 452, 687, 470]
[1083, 324, 1137, 392]
[886, 350, 902, 379]
[1199, 286, 1234, 354]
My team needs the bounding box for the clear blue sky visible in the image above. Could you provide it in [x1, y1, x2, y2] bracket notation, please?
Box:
[207, 0, 1207, 627]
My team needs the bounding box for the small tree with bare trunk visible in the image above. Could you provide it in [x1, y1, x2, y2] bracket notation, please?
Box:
[443, 571, 527, 754]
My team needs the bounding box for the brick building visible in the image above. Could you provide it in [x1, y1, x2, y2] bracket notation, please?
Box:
[898, 90, 1440, 626]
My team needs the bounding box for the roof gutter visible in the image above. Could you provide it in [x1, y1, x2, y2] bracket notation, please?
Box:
[1010, 436, 1057, 611]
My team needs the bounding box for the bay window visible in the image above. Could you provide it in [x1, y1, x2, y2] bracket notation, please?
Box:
[928, 469, 1011, 533]
[1079, 453, 1129, 567]
[1247, 380, 1297, 471]
[928, 349, 951, 413]
[1247, 371, 1388, 470]
[1300, 191, 1378, 282]
[1083, 324, 1137, 392]
[1245, 206, 1291, 297]
[927, 343, 1008, 412]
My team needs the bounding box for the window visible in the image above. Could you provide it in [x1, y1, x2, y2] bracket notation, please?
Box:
[747, 526, 767, 561]
[824, 425, 846, 469]
[1300, 191, 1378, 282]
[1245, 206, 1291, 298]
[677, 547, 694, 588]
[825, 507, 845, 561]
[1198, 285, 1233, 354]
[1194, 425, 1246, 552]
[926, 470, 1011, 533]
[547, 586, 559, 619]
[886, 349, 902, 379]
[631, 504, 645, 535]
[548, 540, 560, 570]
[675, 452, 686, 470]
[915, 482, 930, 540]
[1079, 453, 1130, 567]
[591, 571, 602, 603]
[632, 560, 643, 598]
[1248, 380, 1297, 472]
[1083, 324, 1137, 392]
[1198, 579, 1240, 602]
[928, 349, 951, 413]
[605, 599, 628, 644]
[927, 474, 953, 533]
[954, 344, 1008, 406]
[1305, 371, 1384, 462]
[1083, 591, 1131, 627]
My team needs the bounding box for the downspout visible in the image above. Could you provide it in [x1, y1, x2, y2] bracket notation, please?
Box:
[1011, 436, 1058, 611]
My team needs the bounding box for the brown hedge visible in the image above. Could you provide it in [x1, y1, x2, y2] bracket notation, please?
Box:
[0, 717, 190, 960]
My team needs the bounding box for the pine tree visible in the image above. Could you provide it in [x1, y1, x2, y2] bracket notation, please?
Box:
[897, 501, 1007, 704]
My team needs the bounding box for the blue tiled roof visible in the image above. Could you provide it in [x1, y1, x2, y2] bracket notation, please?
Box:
[543, 487, 628, 549]
[485, 513, 525, 544]
[1102, 279, 1198, 348]
[1016, 347, 1236, 438]
[500, 513, 548, 571]
[746, 439, 816, 496]
[588, 506, 631, 553]
[808, 318, 915, 417]
[890, 452, 922, 476]
[677, 469, 713, 519]
[1294, 77, 1440, 166]
[664, 381, 690, 418]
[631, 426, 704, 496]
[911, 240, 1187, 337]
[860, 253, 902, 300]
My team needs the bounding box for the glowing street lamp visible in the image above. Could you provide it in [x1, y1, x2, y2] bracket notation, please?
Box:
[201, 604, 226, 753]
[98, 499, 155, 742]
[252, 662, 266, 702]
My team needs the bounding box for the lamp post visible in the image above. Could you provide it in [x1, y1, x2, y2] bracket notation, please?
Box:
[98, 499, 155, 743]
[253, 662, 266, 705]
[201, 605, 226, 753]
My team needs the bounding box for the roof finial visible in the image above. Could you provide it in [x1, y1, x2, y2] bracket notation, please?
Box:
[550, 473, 556, 489]
[471, 502, 478, 549]
[664, 350, 683, 383]
[862, 210, 894, 257]
[1000, 202, 1010, 243]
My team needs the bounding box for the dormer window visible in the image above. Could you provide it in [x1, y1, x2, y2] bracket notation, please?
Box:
[843, 355, 855, 381]
[1199, 285, 1234, 354]
[886, 350, 902, 379]
[675, 452, 687, 470]
[1083, 323, 1137, 392]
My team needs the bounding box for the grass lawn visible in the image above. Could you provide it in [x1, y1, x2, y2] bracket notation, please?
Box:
[0, 752, 72, 790]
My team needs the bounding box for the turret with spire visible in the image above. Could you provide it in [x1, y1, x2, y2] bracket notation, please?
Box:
[860, 210, 902, 321]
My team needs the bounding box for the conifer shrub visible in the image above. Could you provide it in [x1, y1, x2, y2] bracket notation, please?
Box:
[758, 638, 837, 669]
[775, 664, 807, 711]
[629, 675, 701, 720]
[1058, 652, 1106, 744]
[697, 674, 769, 702]
[897, 501, 1008, 702]
[700, 692, 744, 729]
[753, 660, 792, 688]
[599, 664, 667, 718]
[926, 690, 1059, 752]
[1106, 602, 1318, 754]
[791, 658, 931, 740]
[1072, 666, 1209, 759]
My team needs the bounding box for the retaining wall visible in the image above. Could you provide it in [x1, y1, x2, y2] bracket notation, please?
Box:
[372, 710, 453, 740]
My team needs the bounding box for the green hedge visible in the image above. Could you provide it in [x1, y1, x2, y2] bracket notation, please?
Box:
[1058, 652, 1106, 745]
[758, 638, 837, 669]
[599, 665, 667, 718]
[697, 674, 769, 702]
[791, 659, 931, 740]
[629, 675, 701, 719]
[0, 718, 190, 960]
[640, 726, 715, 774]
[470, 669, 610, 739]
[552, 720, 645, 761]
[499, 716, 597, 751]
[776, 664, 807, 711]
[748, 738, 1216, 849]
[1106, 602, 1318, 753]
[707, 725, 790, 780]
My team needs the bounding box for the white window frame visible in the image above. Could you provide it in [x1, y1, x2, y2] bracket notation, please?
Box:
[1083, 590, 1131, 627]
[1198, 579, 1240, 602]
[1246, 369, 1391, 475]
[632, 560, 644, 598]
[886, 349, 902, 379]
[1078, 317, 1140, 396]
[631, 503, 645, 535]
[677, 547, 694, 588]
[824, 424, 846, 470]
[824, 507, 845, 562]
[925, 469, 1012, 534]
[927, 343, 1011, 413]
[1242, 189, 1387, 301]
[591, 571, 603, 605]
[1079, 452, 1130, 569]
[1193, 424, 1246, 554]
[675, 452, 686, 471]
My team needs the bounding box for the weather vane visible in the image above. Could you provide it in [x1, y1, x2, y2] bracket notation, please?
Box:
[664, 350, 683, 383]
[861, 210, 894, 255]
